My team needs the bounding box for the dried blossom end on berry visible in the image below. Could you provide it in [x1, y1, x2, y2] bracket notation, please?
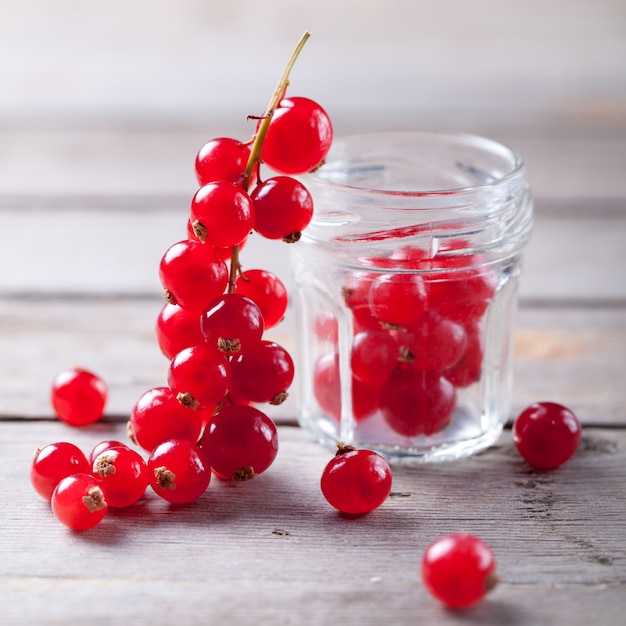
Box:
[93, 455, 117, 478]
[82, 486, 107, 513]
[270, 391, 289, 406]
[283, 231, 302, 244]
[218, 337, 241, 354]
[192, 220, 207, 243]
[234, 466, 256, 482]
[335, 442, 357, 456]
[154, 466, 176, 490]
[177, 392, 200, 411]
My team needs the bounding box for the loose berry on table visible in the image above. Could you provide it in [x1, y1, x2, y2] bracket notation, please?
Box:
[422, 533, 498, 609]
[320, 444, 392, 515]
[513, 401, 582, 469]
[31, 441, 90, 500]
[50, 368, 108, 427]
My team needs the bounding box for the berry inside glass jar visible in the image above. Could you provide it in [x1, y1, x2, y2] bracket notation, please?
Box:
[291, 131, 533, 463]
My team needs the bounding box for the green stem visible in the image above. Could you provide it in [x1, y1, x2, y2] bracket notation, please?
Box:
[228, 31, 311, 294]
[240, 30, 311, 192]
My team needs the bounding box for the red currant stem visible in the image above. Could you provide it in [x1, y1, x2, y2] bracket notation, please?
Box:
[228, 244, 241, 294]
[228, 30, 310, 293]
[240, 30, 310, 192]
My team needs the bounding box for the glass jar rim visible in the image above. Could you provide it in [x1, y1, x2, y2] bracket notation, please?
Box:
[304, 130, 526, 197]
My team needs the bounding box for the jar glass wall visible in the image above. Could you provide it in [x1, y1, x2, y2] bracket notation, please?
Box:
[290, 132, 533, 463]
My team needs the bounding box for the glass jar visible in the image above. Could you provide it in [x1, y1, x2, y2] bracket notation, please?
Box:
[290, 131, 533, 463]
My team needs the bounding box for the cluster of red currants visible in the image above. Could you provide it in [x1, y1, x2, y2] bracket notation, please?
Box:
[139, 92, 333, 489]
[313, 241, 496, 436]
[32, 66, 334, 530]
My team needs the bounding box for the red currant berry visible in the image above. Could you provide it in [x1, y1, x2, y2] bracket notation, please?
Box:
[341, 272, 381, 330]
[230, 340, 294, 405]
[50, 368, 107, 427]
[420, 245, 496, 323]
[380, 369, 456, 437]
[445, 321, 484, 388]
[235, 269, 288, 330]
[422, 533, 498, 609]
[200, 293, 264, 355]
[167, 346, 230, 411]
[155, 303, 204, 361]
[195, 137, 251, 186]
[350, 329, 398, 386]
[88, 440, 129, 464]
[320, 444, 392, 515]
[261, 96, 333, 174]
[513, 402, 582, 469]
[148, 439, 211, 505]
[190, 181, 254, 247]
[31, 442, 90, 500]
[250, 176, 314, 242]
[396, 311, 467, 373]
[368, 273, 427, 328]
[128, 387, 205, 452]
[92, 447, 148, 508]
[313, 351, 381, 422]
[51, 473, 108, 531]
[200, 405, 279, 481]
[159, 239, 228, 312]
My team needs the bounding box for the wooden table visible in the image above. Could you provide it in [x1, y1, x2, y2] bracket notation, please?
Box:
[1, 4, 626, 623]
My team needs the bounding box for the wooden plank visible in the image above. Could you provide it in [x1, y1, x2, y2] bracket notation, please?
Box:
[1, 422, 625, 625]
[1, 299, 624, 424]
[1, 0, 624, 122]
[1, 124, 625, 200]
[0, 203, 625, 301]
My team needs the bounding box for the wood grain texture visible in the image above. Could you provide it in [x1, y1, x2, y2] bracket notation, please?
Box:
[1, 299, 624, 425]
[1, 4, 625, 622]
[2, 422, 625, 626]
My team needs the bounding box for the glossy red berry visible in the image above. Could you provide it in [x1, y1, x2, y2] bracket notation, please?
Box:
[155, 303, 204, 361]
[320, 445, 392, 515]
[190, 181, 254, 247]
[251, 176, 314, 242]
[148, 439, 212, 505]
[235, 269, 288, 330]
[230, 340, 294, 404]
[419, 245, 496, 324]
[91, 447, 148, 508]
[261, 96, 333, 174]
[31, 442, 90, 500]
[513, 402, 581, 469]
[422, 533, 498, 609]
[396, 311, 467, 373]
[159, 239, 228, 312]
[313, 351, 381, 422]
[200, 293, 264, 355]
[167, 346, 231, 411]
[195, 137, 251, 186]
[445, 321, 484, 388]
[128, 386, 205, 452]
[368, 272, 427, 328]
[200, 405, 279, 481]
[50, 368, 108, 426]
[380, 369, 456, 437]
[51, 473, 108, 531]
[350, 328, 399, 386]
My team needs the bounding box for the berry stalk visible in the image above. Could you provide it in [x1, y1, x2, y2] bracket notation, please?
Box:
[228, 30, 311, 293]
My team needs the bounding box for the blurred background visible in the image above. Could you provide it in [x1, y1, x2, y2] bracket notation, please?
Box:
[0, 0, 625, 294]
[1, 0, 624, 196]
[0, 0, 624, 417]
